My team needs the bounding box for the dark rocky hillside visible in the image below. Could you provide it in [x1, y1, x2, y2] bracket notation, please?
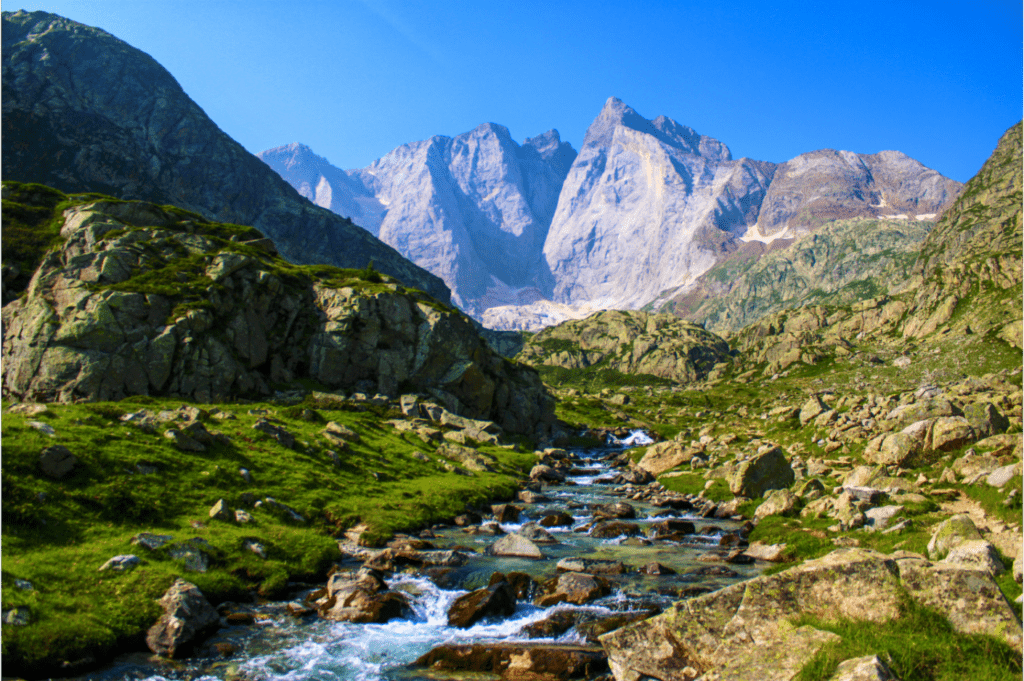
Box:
[0, 183, 555, 439]
[1, 10, 449, 303]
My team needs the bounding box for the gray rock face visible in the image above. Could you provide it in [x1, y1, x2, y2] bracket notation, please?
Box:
[263, 96, 957, 328]
[261, 124, 576, 315]
[1, 10, 448, 303]
[543, 97, 777, 311]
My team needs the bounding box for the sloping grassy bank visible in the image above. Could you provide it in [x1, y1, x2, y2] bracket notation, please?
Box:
[1, 394, 534, 675]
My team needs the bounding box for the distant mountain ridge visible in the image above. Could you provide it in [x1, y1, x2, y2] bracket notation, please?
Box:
[0, 10, 450, 303]
[264, 98, 961, 328]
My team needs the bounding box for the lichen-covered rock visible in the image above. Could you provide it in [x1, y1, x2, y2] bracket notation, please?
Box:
[753, 488, 800, 521]
[928, 416, 976, 452]
[0, 193, 555, 439]
[728, 447, 795, 498]
[863, 432, 917, 466]
[961, 402, 1010, 438]
[927, 514, 984, 560]
[636, 439, 695, 476]
[146, 579, 219, 657]
[830, 655, 899, 681]
[941, 539, 1005, 576]
[600, 548, 1021, 681]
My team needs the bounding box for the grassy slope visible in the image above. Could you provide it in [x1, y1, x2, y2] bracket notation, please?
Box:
[1, 394, 534, 671]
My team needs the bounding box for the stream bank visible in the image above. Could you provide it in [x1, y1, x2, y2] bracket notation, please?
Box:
[83, 430, 762, 681]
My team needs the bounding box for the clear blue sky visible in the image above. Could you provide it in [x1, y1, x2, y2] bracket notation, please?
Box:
[12, 0, 1023, 182]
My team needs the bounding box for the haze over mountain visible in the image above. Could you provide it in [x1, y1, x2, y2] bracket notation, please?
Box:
[263, 99, 961, 328]
[0, 10, 450, 303]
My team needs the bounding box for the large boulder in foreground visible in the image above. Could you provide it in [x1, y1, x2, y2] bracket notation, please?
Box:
[600, 548, 1021, 681]
[0, 189, 556, 439]
[145, 579, 219, 657]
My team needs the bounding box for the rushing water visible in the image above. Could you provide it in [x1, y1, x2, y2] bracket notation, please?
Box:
[103, 431, 759, 681]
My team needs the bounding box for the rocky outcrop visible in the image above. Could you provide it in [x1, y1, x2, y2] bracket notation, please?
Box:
[146, 579, 219, 657]
[542, 97, 776, 312]
[516, 310, 730, 384]
[1, 10, 448, 302]
[903, 121, 1023, 342]
[260, 125, 576, 316]
[0, 188, 556, 438]
[601, 548, 1022, 681]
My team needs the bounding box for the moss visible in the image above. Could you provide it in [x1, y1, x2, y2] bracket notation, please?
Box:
[0, 395, 536, 672]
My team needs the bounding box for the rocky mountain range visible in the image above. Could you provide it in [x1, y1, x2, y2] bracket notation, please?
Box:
[0, 10, 449, 303]
[263, 99, 962, 329]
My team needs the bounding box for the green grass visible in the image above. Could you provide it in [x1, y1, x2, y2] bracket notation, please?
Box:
[0, 395, 534, 674]
[793, 595, 1022, 681]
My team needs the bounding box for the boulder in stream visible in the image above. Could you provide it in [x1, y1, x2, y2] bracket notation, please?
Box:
[318, 568, 409, 623]
[489, 533, 544, 559]
[535, 572, 611, 606]
[447, 579, 517, 628]
[591, 501, 637, 520]
[413, 643, 607, 680]
[146, 579, 219, 657]
[589, 520, 642, 539]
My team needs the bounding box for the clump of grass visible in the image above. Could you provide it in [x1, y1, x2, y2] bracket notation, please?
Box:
[793, 595, 1022, 681]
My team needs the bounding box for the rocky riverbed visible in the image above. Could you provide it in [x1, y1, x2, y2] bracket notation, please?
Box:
[73, 430, 768, 680]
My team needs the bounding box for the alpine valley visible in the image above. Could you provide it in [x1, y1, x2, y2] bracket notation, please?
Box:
[1, 9, 1021, 681]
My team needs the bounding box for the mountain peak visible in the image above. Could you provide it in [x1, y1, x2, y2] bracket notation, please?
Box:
[523, 129, 577, 179]
[582, 98, 730, 161]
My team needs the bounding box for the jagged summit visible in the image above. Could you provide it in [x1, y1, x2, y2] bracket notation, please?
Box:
[523, 129, 578, 179]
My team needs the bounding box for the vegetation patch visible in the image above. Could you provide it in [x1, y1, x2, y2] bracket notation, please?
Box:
[0, 394, 533, 672]
[793, 595, 1022, 681]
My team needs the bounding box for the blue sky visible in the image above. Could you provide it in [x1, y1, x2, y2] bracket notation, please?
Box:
[13, 0, 1023, 182]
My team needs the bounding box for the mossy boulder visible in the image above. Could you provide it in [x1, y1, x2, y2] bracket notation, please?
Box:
[927, 514, 984, 560]
[728, 447, 795, 499]
[1, 189, 556, 439]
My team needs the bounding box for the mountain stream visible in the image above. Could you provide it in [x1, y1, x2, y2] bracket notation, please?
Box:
[105, 431, 760, 681]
